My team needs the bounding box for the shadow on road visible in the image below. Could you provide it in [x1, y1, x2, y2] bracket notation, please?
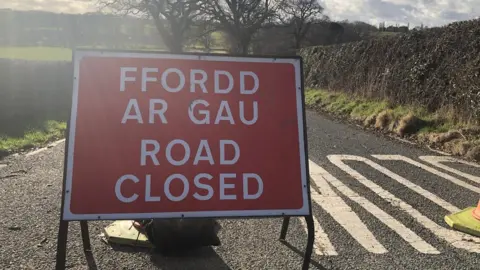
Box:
[107, 244, 231, 270]
[149, 246, 232, 270]
[84, 250, 98, 270]
[280, 241, 327, 270]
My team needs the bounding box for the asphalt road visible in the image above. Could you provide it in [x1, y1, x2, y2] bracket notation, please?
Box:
[1, 110, 480, 270]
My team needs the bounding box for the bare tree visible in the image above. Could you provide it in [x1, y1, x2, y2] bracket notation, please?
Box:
[184, 18, 220, 53]
[196, 21, 218, 53]
[203, 0, 279, 55]
[278, 0, 324, 49]
[98, 0, 204, 52]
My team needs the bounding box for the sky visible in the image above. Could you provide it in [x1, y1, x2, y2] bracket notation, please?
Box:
[1, 0, 479, 28]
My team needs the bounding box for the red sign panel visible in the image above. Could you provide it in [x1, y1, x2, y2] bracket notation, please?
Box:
[62, 50, 309, 220]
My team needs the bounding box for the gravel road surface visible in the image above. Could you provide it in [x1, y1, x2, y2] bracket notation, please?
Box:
[1, 110, 479, 270]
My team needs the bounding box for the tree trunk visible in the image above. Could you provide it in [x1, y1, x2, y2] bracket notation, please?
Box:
[237, 33, 252, 55]
[169, 35, 184, 53]
[294, 34, 301, 49]
[240, 40, 250, 55]
[152, 17, 184, 53]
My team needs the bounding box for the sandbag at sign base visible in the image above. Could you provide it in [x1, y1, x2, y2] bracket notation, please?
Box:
[142, 218, 222, 255]
[103, 220, 153, 248]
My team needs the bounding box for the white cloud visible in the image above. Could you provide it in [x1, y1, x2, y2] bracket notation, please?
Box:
[1, 0, 480, 27]
[317, 0, 479, 27]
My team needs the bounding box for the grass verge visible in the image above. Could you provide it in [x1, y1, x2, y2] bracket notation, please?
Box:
[0, 120, 66, 159]
[305, 89, 480, 161]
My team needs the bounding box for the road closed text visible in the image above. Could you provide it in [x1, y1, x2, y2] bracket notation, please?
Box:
[113, 66, 265, 204]
[115, 139, 264, 203]
[115, 173, 264, 203]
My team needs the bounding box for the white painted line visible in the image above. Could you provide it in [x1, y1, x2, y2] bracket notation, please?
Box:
[418, 156, 480, 183]
[25, 139, 66, 157]
[298, 215, 338, 256]
[330, 155, 459, 213]
[309, 159, 439, 254]
[50, 138, 66, 147]
[309, 188, 386, 254]
[372, 155, 480, 194]
[328, 155, 480, 253]
[26, 148, 47, 157]
[388, 135, 417, 145]
[309, 160, 387, 254]
[426, 146, 452, 156]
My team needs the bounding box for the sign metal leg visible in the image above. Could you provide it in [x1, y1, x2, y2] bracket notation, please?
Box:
[302, 215, 315, 270]
[80, 221, 91, 252]
[55, 220, 69, 270]
[280, 217, 290, 241]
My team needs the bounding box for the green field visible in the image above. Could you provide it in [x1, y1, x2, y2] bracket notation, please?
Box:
[0, 45, 227, 61]
[0, 46, 170, 61]
[0, 46, 73, 61]
[0, 31, 227, 61]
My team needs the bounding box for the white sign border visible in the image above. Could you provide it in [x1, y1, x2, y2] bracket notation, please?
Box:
[62, 50, 310, 221]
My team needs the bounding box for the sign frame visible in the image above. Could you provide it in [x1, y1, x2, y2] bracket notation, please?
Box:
[63, 49, 311, 221]
[55, 48, 316, 270]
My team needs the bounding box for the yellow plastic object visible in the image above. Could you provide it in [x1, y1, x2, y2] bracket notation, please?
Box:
[444, 207, 480, 238]
[103, 220, 153, 248]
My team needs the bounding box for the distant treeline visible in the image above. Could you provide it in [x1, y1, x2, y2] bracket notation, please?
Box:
[377, 22, 420, 33]
[252, 20, 380, 55]
[0, 9, 395, 52]
[0, 9, 164, 48]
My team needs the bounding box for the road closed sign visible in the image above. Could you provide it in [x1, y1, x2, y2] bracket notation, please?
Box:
[62, 50, 310, 221]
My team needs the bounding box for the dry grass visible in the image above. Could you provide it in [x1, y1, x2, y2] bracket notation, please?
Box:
[364, 113, 377, 127]
[395, 113, 424, 137]
[375, 110, 393, 129]
[443, 139, 471, 156]
[428, 131, 463, 144]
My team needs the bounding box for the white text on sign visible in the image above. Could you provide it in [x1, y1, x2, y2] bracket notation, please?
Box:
[120, 67, 259, 125]
[115, 65, 265, 204]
